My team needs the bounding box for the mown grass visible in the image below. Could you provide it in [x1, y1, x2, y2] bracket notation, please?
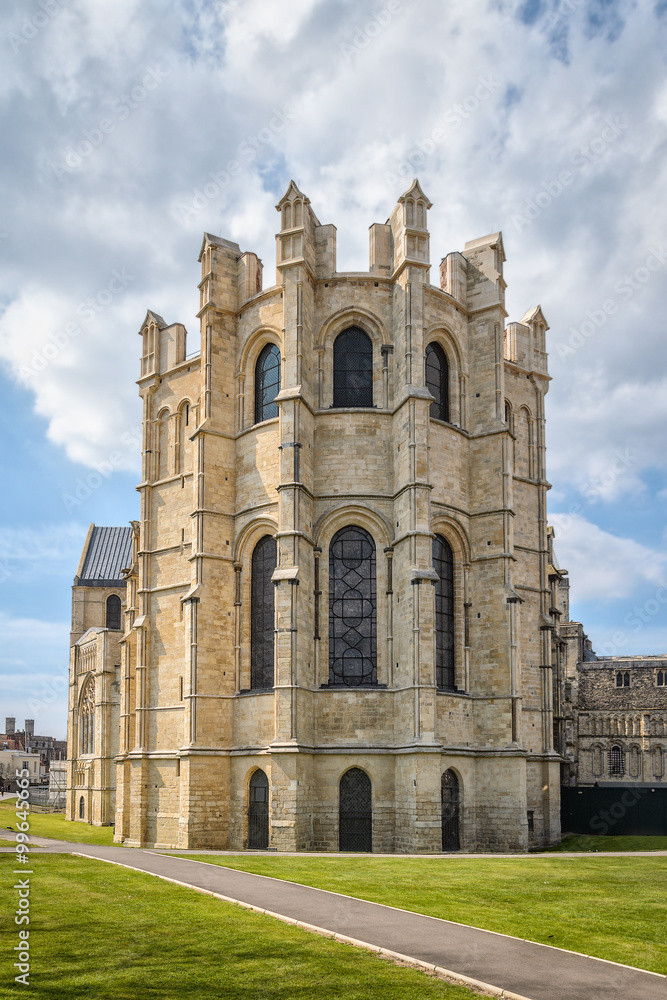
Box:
[548, 833, 667, 852]
[173, 854, 667, 974]
[0, 854, 481, 999]
[0, 800, 115, 846]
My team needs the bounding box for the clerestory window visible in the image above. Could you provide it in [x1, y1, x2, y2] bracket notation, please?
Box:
[255, 344, 281, 424]
[425, 342, 450, 422]
[332, 328, 373, 408]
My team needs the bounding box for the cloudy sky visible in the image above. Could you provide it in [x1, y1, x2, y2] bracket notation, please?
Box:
[1, 0, 666, 738]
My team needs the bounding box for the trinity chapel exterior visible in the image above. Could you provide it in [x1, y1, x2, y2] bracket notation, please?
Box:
[67, 179, 566, 851]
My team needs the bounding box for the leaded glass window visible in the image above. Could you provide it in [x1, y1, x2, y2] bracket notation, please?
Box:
[441, 769, 460, 851]
[425, 342, 449, 422]
[339, 768, 372, 852]
[329, 526, 377, 685]
[251, 535, 277, 689]
[609, 744, 624, 775]
[433, 534, 455, 690]
[248, 769, 269, 849]
[332, 327, 373, 408]
[106, 594, 121, 630]
[80, 677, 95, 755]
[255, 344, 281, 424]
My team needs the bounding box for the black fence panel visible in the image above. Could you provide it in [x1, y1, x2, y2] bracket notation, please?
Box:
[561, 785, 667, 836]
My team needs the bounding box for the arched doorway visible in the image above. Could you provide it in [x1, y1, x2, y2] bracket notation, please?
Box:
[441, 770, 460, 851]
[339, 767, 372, 852]
[248, 770, 269, 849]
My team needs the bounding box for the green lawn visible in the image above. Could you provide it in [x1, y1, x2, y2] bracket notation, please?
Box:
[0, 800, 115, 846]
[0, 855, 480, 999]
[548, 833, 667, 852]
[173, 854, 667, 975]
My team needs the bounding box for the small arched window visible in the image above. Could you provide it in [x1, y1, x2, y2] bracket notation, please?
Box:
[332, 328, 373, 408]
[329, 526, 376, 685]
[339, 767, 372, 852]
[79, 796, 85, 819]
[106, 595, 121, 630]
[80, 677, 95, 756]
[441, 770, 460, 851]
[658, 671, 664, 686]
[616, 672, 623, 687]
[624, 671, 630, 687]
[425, 343, 449, 422]
[248, 769, 269, 849]
[433, 535, 455, 691]
[255, 344, 281, 424]
[609, 745, 624, 775]
[251, 535, 277, 690]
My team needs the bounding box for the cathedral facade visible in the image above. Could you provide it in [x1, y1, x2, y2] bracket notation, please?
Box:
[70, 180, 565, 851]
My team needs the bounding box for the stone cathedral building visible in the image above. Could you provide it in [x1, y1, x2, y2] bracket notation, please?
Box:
[67, 179, 566, 851]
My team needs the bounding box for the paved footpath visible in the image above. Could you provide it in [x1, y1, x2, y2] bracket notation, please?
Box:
[2, 835, 666, 1000]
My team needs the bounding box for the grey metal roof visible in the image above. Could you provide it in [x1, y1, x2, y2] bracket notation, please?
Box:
[77, 526, 132, 586]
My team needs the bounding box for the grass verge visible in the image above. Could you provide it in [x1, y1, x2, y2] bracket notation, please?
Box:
[172, 854, 667, 974]
[0, 800, 115, 846]
[0, 854, 484, 999]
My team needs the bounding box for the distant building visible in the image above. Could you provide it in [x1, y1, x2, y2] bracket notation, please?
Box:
[0, 750, 40, 786]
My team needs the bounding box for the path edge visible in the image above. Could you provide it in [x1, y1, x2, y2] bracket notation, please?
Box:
[71, 852, 534, 1000]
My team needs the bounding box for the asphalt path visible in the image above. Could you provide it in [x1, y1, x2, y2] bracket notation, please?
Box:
[1, 832, 665, 1000]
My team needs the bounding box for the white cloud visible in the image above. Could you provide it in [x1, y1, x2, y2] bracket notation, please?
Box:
[550, 512, 666, 602]
[0, 0, 665, 485]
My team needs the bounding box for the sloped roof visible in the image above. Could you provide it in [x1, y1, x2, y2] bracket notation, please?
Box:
[76, 526, 132, 586]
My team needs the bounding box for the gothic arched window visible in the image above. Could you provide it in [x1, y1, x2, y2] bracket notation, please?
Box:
[616, 672, 623, 687]
[339, 767, 372, 852]
[80, 677, 95, 756]
[609, 744, 624, 775]
[441, 770, 460, 851]
[425, 342, 450, 422]
[251, 535, 277, 689]
[79, 796, 85, 819]
[248, 769, 269, 849]
[433, 535, 455, 691]
[332, 328, 373, 408]
[106, 594, 121, 630]
[255, 344, 281, 424]
[329, 526, 377, 685]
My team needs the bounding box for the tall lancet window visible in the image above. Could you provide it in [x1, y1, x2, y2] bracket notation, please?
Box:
[255, 344, 281, 424]
[80, 677, 96, 755]
[329, 526, 377, 685]
[332, 328, 373, 408]
[106, 594, 121, 630]
[425, 343, 449, 422]
[251, 535, 277, 689]
[433, 535, 455, 690]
